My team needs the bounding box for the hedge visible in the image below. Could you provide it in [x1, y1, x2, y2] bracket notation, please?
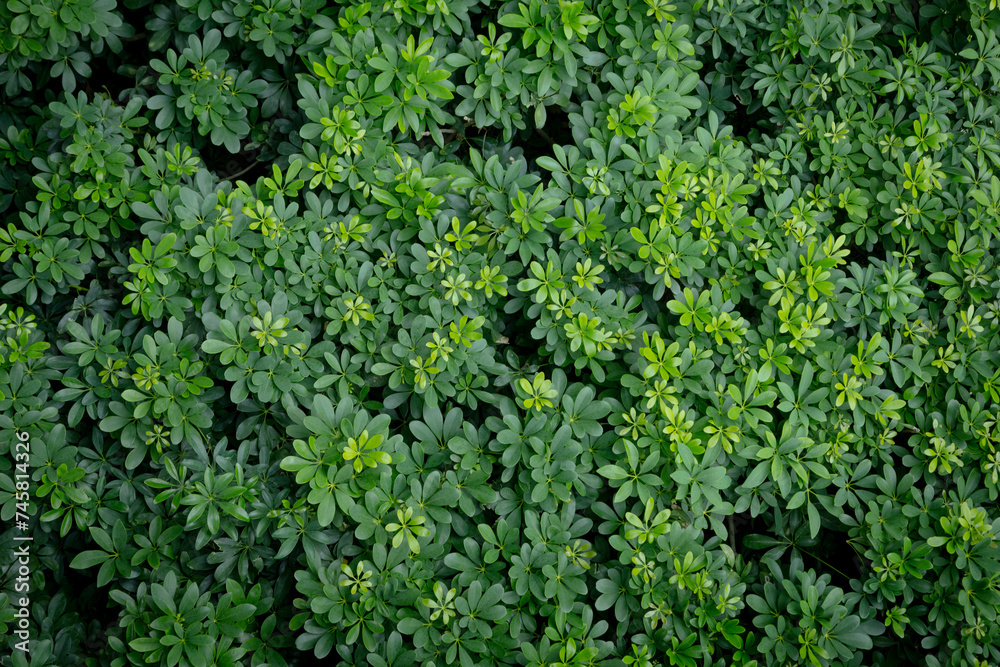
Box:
[1, 0, 1000, 665]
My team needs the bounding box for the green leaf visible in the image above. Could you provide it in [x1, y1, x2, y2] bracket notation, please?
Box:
[69, 551, 111, 569]
[597, 465, 628, 480]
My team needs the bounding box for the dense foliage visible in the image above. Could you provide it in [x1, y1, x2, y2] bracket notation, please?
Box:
[2, 0, 1000, 664]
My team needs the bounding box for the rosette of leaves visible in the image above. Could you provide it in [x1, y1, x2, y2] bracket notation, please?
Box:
[0, 0, 128, 94]
[147, 29, 267, 152]
[211, 0, 324, 64]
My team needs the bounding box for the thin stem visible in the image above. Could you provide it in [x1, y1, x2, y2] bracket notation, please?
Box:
[535, 125, 555, 144]
[798, 546, 854, 581]
[222, 160, 261, 182]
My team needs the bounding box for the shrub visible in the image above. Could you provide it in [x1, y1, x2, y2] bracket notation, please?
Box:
[2, 0, 1000, 666]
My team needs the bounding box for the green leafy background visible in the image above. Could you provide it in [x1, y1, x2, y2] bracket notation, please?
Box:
[1, 0, 1000, 665]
